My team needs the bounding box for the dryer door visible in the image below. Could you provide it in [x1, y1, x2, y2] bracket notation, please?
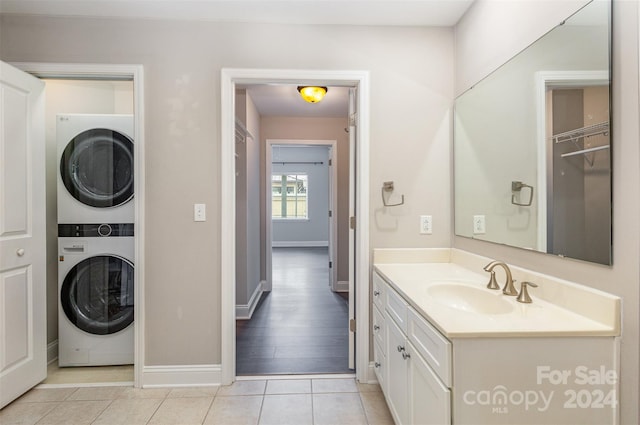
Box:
[60, 255, 134, 335]
[60, 128, 134, 208]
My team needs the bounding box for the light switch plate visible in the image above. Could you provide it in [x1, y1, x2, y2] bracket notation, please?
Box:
[194, 203, 206, 222]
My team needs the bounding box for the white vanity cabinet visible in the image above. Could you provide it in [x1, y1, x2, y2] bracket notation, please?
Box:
[379, 272, 452, 425]
[372, 269, 619, 425]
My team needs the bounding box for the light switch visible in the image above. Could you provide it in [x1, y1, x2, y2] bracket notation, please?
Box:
[194, 203, 206, 222]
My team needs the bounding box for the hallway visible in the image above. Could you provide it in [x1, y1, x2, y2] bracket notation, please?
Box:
[236, 247, 350, 375]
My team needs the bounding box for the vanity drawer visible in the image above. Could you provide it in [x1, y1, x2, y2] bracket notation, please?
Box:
[372, 272, 386, 311]
[386, 284, 409, 333]
[373, 337, 386, 392]
[407, 306, 452, 387]
[373, 304, 386, 350]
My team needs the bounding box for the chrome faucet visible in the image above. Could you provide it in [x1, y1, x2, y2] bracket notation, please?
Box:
[483, 261, 518, 296]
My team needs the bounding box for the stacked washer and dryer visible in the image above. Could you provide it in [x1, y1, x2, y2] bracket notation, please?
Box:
[57, 114, 135, 367]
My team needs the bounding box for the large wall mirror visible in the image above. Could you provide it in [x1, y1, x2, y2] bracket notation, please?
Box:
[454, 0, 612, 265]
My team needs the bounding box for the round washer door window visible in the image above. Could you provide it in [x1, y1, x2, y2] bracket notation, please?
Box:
[60, 128, 134, 208]
[61, 255, 134, 335]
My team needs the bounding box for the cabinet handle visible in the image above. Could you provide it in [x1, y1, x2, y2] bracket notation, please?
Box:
[374, 362, 381, 368]
[402, 351, 411, 360]
[16, 248, 25, 257]
[397, 345, 405, 353]
[373, 325, 380, 331]
[373, 290, 380, 296]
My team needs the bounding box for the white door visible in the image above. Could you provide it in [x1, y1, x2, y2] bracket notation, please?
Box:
[0, 61, 47, 408]
[347, 87, 357, 369]
[327, 146, 338, 291]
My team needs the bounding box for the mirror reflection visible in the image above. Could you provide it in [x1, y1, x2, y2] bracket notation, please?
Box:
[454, 0, 611, 265]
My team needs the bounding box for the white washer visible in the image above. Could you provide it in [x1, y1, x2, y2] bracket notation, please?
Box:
[58, 224, 134, 366]
[57, 114, 134, 224]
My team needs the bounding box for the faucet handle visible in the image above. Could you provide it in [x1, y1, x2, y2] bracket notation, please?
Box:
[486, 271, 500, 290]
[517, 281, 538, 303]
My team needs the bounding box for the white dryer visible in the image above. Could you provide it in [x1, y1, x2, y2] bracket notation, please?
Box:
[57, 114, 134, 224]
[58, 224, 134, 366]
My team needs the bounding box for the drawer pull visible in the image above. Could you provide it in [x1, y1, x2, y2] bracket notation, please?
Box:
[374, 362, 381, 368]
[373, 325, 380, 331]
[397, 345, 405, 353]
[373, 290, 380, 296]
[402, 351, 411, 360]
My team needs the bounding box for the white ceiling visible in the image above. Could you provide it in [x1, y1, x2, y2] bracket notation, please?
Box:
[0, 1, 474, 27]
[0, 0, 475, 117]
[242, 85, 350, 118]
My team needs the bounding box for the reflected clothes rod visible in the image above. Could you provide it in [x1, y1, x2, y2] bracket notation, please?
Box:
[272, 161, 324, 165]
[560, 144, 610, 158]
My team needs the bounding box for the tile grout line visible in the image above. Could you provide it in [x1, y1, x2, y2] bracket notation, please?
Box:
[201, 395, 216, 425]
[89, 398, 115, 425]
[255, 382, 267, 425]
[310, 386, 316, 425]
[356, 390, 372, 425]
[143, 396, 166, 425]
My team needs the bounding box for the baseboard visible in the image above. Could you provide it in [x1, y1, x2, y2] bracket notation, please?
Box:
[142, 364, 222, 388]
[366, 361, 379, 385]
[236, 280, 265, 320]
[333, 280, 349, 292]
[47, 340, 58, 365]
[271, 241, 328, 248]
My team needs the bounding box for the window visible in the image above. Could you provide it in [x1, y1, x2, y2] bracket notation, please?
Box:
[272, 173, 308, 219]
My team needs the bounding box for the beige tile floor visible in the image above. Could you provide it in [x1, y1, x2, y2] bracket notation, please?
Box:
[0, 378, 395, 425]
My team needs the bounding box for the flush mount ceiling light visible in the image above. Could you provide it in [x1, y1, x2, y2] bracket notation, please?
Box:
[297, 86, 328, 103]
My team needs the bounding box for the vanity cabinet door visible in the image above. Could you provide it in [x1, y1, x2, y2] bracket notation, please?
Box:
[386, 285, 408, 333]
[385, 312, 409, 425]
[372, 272, 386, 311]
[408, 306, 452, 387]
[373, 304, 386, 349]
[373, 338, 386, 392]
[407, 341, 451, 425]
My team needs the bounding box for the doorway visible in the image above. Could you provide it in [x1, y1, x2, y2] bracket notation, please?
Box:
[12, 62, 145, 389]
[267, 141, 339, 291]
[236, 140, 345, 375]
[535, 70, 610, 262]
[221, 69, 371, 385]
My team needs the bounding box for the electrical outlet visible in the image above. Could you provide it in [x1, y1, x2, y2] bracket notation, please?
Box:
[473, 215, 486, 234]
[420, 215, 433, 234]
[194, 203, 206, 222]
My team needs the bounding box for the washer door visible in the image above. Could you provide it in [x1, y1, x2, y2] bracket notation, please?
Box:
[60, 128, 134, 208]
[61, 255, 134, 335]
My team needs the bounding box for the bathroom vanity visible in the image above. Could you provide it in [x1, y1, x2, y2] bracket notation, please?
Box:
[372, 248, 620, 425]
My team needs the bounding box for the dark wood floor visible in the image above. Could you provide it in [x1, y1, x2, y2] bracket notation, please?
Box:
[236, 247, 351, 375]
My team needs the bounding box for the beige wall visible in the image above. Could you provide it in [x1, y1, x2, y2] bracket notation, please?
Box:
[1, 16, 455, 365]
[454, 1, 639, 423]
[234, 91, 262, 307]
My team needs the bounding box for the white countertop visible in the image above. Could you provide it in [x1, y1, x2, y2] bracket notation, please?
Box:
[374, 258, 620, 338]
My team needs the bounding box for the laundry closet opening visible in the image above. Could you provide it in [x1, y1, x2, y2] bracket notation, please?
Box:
[43, 78, 137, 385]
[234, 84, 353, 375]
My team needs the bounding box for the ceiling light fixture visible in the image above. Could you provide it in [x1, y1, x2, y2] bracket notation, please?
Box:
[297, 86, 328, 103]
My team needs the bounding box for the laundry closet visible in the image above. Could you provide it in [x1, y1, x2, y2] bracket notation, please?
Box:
[43, 79, 135, 384]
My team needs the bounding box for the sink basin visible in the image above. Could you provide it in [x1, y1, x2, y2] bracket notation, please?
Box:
[426, 282, 515, 315]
